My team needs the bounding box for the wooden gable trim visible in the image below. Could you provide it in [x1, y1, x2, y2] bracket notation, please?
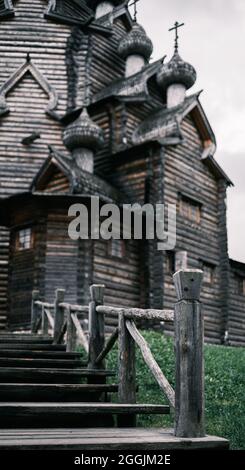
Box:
[31, 159, 72, 194]
[0, 55, 59, 118]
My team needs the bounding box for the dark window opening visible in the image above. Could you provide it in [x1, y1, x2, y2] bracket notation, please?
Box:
[15, 228, 33, 252]
[165, 251, 175, 275]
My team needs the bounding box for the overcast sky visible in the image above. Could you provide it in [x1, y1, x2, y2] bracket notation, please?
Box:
[132, 0, 245, 263]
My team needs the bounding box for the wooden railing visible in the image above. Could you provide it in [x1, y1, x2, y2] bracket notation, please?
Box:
[31, 269, 204, 438]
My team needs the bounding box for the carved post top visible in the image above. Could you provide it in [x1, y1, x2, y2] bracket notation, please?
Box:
[32, 290, 40, 300]
[55, 289, 66, 303]
[90, 284, 105, 303]
[173, 269, 203, 301]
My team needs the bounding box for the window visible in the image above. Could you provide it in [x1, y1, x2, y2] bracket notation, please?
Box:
[165, 251, 175, 275]
[15, 228, 33, 251]
[108, 239, 126, 259]
[179, 196, 201, 224]
[203, 263, 215, 284]
[236, 276, 245, 296]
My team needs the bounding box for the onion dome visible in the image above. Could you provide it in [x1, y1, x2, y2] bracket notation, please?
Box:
[63, 109, 104, 152]
[118, 23, 153, 61]
[89, 0, 122, 8]
[157, 52, 197, 90]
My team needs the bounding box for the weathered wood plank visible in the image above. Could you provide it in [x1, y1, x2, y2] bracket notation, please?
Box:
[96, 306, 174, 322]
[173, 270, 205, 438]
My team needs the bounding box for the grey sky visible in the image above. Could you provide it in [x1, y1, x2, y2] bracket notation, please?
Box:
[133, 0, 245, 262]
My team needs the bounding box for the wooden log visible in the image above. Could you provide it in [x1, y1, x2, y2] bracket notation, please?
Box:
[59, 303, 89, 314]
[173, 269, 205, 438]
[96, 306, 174, 322]
[66, 307, 76, 353]
[31, 290, 40, 334]
[41, 305, 49, 336]
[88, 285, 105, 370]
[118, 314, 136, 427]
[126, 320, 175, 408]
[95, 327, 119, 366]
[53, 289, 65, 344]
[71, 313, 89, 354]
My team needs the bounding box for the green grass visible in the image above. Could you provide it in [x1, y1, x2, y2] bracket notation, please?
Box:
[105, 331, 245, 450]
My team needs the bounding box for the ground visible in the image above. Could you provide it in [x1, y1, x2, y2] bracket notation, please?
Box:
[104, 331, 245, 450]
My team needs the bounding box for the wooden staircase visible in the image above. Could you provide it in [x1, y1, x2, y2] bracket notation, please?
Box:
[0, 332, 169, 440]
[0, 274, 229, 450]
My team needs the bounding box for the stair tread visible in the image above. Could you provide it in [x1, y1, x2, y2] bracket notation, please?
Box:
[0, 383, 118, 390]
[0, 402, 169, 414]
[0, 367, 115, 375]
[0, 358, 85, 368]
[0, 350, 82, 359]
[0, 344, 66, 350]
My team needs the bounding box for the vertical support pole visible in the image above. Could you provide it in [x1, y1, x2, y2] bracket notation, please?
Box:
[118, 314, 136, 427]
[53, 289, 66, 344]
[41, 305, 49, 336]
[67, 307, 77, 352]
[173, 269, 205, 438]
[31, 290, 40, 333]
[88, 284, 105, 370]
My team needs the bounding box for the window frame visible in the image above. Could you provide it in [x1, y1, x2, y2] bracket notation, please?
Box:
[202, 262, 216, 285]
[14, 227, 34, 252]
[179, 195, 202, 224]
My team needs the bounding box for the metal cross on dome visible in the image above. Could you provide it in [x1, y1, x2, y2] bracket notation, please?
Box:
[129, 0, 141, 22]
[169, 21, 185, 53]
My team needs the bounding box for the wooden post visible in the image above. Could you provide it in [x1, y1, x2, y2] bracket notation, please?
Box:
[173, 269, 205, 438]
[66, 307, 76, 352]
[41, 305, 49, 336]
[31, 290, 40, 333]
[53, 289, 66, 344]
[88, 285, 105, 370]
[118, 315, 136, 427]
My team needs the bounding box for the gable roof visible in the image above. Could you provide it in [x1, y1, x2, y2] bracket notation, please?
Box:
[131, 92, 233, 186]
[31, 146, 125, 203]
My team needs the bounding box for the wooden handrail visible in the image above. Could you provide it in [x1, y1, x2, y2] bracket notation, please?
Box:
[96, 306, 174, 322]
[35, 301, 54, 309]
[59, 303, 89, 314]
[126, 319, 175, 408]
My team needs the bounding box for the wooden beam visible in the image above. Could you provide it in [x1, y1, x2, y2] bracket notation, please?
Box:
[71, 313, 89, 354]
[118, 314, 136, 427]
[173, 269, 205, 438]
[96, 306, 174, 322]
[95, 328, 119, 366]
[53, 289, 66, 344]
[31, 290, 40, 334]
[88, 285, 105, 370]
[126, 320, 175, 409]
[66, 307, 76, 353]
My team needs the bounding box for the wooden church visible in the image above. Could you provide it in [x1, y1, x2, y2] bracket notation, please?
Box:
[0, 0, 244, 346]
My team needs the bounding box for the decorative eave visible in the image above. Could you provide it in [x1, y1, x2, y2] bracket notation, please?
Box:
[0, 55, 60, 121]
[132, 92, 233, 186]
[31, 146, 125, 203]
[92, 57, 165, 104]
[88, 0, 133, 29]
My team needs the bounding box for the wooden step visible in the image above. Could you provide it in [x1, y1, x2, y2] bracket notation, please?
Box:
[0, 428, 229, 450]
[0, 350, 82, 360]
[0, 338, 53, 344]
[0, 358, 86, 369]
[0, 368, 115, 384]
[0, 384, 119, 402]
[0, 403, 170, 428]
[0, 344, 66, 351]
